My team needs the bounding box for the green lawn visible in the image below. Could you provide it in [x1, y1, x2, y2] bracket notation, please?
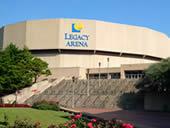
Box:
[0, 108, 69, 128]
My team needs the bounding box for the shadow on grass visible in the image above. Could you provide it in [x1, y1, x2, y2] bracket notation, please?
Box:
[60, 115, 70, 120]
[0, 121, 8, 127]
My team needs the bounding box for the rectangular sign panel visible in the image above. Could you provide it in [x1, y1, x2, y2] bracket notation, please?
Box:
[58, 19, 96, 50]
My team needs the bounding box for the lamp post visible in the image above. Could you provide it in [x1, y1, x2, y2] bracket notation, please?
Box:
[72, 76, 75, 108]
[98, 62, 101, 87]
[15, 90, 21, 105]
[15, 90, 18, 104]
[107, 57, 110, 79]
[87, 69, 90, 96]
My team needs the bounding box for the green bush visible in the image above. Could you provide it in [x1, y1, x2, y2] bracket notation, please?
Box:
[118, 92, 141, 110]
[13, 119, 35, 128]
[32, 100, 60, 111]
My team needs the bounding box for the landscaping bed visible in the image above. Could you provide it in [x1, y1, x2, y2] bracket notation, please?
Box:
[0, 109, 136, 128]
[0, 101, 136, 128]
[0, 104, 31, 108]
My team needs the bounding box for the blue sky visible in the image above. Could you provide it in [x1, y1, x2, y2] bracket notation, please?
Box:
[0, 0, 170, 36]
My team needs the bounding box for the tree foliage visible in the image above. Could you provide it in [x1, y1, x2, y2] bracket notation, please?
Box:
[31, 58, 51, 83]
[137, 58, 170, 93]
[0, 43, 51, 95]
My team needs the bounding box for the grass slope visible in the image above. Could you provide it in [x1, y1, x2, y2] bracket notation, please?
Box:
[0, 108, 69, 128]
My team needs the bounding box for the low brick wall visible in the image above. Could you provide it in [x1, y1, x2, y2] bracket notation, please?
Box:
[0, 104, 31, 108]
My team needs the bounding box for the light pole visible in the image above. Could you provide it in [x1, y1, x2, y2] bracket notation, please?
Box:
[107, 57, 110, 79]
[98, 62, 101, 87]
[15, 90, 18, 104]
[72, 76, 75, 108]
[87, 69, 90, 96]
[15, 90, 20, 104]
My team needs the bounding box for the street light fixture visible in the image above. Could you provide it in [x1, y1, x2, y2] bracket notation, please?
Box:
[87, 69, 90, 96]
[15, 90, 20, 104]
[98, 62, 101, 87]
[72, 76, 75, 108]
[107, 57, 110, 79]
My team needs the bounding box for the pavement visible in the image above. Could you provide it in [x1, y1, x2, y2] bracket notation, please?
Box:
[75, 108, 170, 128]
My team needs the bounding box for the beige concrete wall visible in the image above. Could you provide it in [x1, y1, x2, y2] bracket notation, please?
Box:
[26, 19, 59, 49]
[1, 18, 170, 70]
[43, 63, 150, 79]
[50, 67, 86, 79]
[34, 53, 59, 68]
[3, 22, 26, 49]
[120, 63, 151, 79]
[89, 67, 120, 74]
[79, 68, 87, 79]
[2, 19, 170, 59]
[121, 63, 151, 71]
[37, 54, 156, 69]
[35, 53, 155, 79]
[95, 21, 170, 58]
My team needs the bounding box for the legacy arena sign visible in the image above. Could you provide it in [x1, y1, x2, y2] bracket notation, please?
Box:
[64, 23, 89, 47]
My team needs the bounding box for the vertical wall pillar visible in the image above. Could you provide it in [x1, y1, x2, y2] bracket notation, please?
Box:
[120, 67, 125, 79]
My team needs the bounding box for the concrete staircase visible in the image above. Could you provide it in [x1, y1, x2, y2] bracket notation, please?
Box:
[25, 79, 139, 109]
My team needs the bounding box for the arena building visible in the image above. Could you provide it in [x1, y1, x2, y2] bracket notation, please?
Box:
[0, 19, 170, 79]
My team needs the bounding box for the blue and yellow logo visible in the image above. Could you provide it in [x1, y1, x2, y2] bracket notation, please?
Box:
[72, 23, 84, 32]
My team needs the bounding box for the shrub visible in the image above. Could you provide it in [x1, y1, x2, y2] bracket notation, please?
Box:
[13, 119, 35, 128]
[0, 116, 41, 128]
[32, 100, 60, 111]
[56, 113, 135, 128]
[49, 113, 135, 128]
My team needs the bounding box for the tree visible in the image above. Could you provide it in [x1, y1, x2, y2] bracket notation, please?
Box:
[0, 43, 51, 95]
[137, 58, 170, 93]
[31, 58, 51, 83]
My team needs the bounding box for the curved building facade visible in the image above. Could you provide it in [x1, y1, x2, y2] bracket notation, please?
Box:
[0, 19, 170, 79]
